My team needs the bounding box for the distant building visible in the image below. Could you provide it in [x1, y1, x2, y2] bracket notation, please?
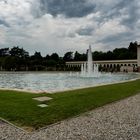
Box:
[120, 66, 133, 72]
[66, 45, 140, 72]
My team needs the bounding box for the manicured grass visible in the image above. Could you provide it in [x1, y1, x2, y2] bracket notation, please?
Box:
[0, 79, 140, 130]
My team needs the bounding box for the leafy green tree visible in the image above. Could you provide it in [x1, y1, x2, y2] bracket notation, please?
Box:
[93, 51, 104, 60]
[128, 41, 137, 53]
[45, 54, 51, 60]
[74, 51, 81, 61]
[113, 48, 128, 60]
[63, 52, 73, 61]
[3, 56, 18, 71]
[51, 53, 59, 61]
[46, 60, 57, 67]
[74, 51, 87, 61]
[31, 52, 42, 60]
[30, 52, 42, 65]
[10, 46, 29, 58]
[106, 51, 114, 60]
[0, 48, 9, 56]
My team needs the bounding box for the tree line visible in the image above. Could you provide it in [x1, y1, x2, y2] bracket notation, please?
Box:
[0, 41, 138, 71]
[69, 41, 137, 61]
[0, 47, 66, 71]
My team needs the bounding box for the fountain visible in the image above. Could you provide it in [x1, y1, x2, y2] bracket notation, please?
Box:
[0, 46, 138, 93]
[81, 45, 101, 77]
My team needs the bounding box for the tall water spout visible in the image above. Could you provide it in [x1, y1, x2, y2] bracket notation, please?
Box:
[87, 45, 93, 74]
[81, 45, 101, 77]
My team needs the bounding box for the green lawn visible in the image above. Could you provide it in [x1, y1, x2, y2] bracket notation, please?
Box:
[0, 79, 140, 130]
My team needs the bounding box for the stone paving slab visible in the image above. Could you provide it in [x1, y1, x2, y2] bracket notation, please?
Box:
[0, 93, 140, 140]
[38, 104, 48, 108]
[33, 96, 52, 102]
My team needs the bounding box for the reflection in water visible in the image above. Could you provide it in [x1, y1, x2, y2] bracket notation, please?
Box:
[0, 72, 139, 92]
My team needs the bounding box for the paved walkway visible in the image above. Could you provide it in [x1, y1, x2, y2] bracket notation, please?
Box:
[0, 94, 140, 140]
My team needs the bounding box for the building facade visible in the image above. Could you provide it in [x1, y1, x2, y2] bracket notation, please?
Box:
[66, 45, 140, 72]
[66, 59, 137, 72]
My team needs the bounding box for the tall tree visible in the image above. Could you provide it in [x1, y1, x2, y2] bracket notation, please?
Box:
[74, 51, 81, 61]
[63, 52, 73, 61]
[51, 53, 59, 61]
[31, 52, 42, 59]
[10, 46, 29, 58]
[128, 41, 137, 53]
[0, 48, 9, 56]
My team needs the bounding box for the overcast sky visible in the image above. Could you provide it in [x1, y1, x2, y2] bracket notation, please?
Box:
[0, 0, 140, 56]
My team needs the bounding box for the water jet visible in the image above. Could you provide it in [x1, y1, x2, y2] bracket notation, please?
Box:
[81, 45, 101, 77]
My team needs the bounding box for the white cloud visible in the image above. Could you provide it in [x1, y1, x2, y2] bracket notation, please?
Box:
[0, 27, 7, 44]
[95, 18, 128, 39]
[0, 0, 139, 56]
[0, 0, 35, 26]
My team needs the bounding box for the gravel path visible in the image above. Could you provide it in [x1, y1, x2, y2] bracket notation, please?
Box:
[0, 93, 140, 140]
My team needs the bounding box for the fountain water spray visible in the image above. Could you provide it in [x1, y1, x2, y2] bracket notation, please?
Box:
[81, 45, 101, 77]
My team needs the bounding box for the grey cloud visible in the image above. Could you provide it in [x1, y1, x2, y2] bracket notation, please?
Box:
[8, 31, 32, 38]
[80, 0, 139, 31]
[77, 26, 94, 36]
[120, 1, 139, 29]
[98, 32, 131, 44]
[105, 0, 139, 30]
[0, 19, 10, 27]
[40, 0, 96, 17]
[97, 31, 138, 51]
[100, 0, 139, 29]
[67, 32, 76, 38]
[0, 0, 140, 55]
[30, 1, 44, 18]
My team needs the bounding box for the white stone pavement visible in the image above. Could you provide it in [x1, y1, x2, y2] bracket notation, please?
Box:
[0, 93, 140, 140]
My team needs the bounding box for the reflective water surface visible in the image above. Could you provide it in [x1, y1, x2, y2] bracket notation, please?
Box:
[0, 72, 139, 92]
